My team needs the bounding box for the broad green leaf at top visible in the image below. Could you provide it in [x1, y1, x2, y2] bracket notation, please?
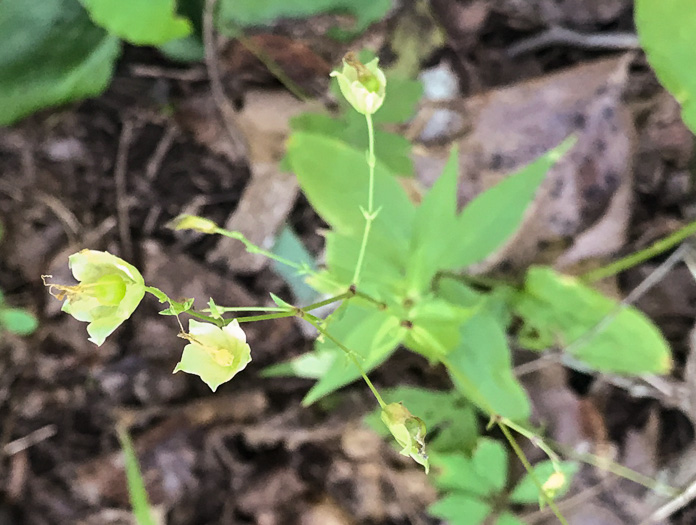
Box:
[286, 132, 415, 243]
[636, 1, 696, 134]
[217, 0, 391, 36]
[406, 147, 459, 292]
[0, 0, 120, 125]
[79, 0, 192, 45]
[515, 267, 672, 375]
[446, 136, 575, 270]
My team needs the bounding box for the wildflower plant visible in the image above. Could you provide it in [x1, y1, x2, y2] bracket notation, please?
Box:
[45, 51, 678, 522]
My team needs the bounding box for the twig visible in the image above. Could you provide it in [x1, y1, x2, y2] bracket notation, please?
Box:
[202, 0, 248, 162]
[129, 64, 207, 81]
[641, 475, 696, 524]
[145, 124, 178, 181]
[3, 425, 57, 456]
[508, 26, 639, 57]
[114, 119, 136, 260]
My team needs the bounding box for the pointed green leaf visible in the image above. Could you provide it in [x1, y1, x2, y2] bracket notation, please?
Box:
[286, 133, 415, 241]
[428, 494, 492, 525]
[0, 0, 120, 126]
[446, 312, 531, 420]
[447, 137, 575, 269]
[80, 0, 192, 45]
[515, 267, 673, 375]
[636, 1, 696, 133]
[431, 438, 508, 496]
[406, 147, 459, 292]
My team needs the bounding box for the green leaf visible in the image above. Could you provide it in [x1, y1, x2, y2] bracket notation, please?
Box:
[495, 513, 526, 525]
[404, 297, 476, 360]
[446, 312, 531, 420]
[117, 427, 157, 525]
[321, 230, 409, 299]
[0, 308, 38, 336]
[510, 460, 578, 504]
[407, 147, 459, 292]
[432, 438, 508, 496]
[302, 303, 405, 405]
[80, 0, 192, 45]
[636, 1, 696, 133]
[158, 35, 205, 62]
[447, 137, 575, 270]
[0, 0, 121, 126]
[365, 387, 479, 454]
[217, 0, 391, 35]
[261, 348, 336, 379]
[428, 494, 491, 525]
[515, 267, 673, 375]
[371, 76, 423, 125]
[286, 132, 415, 240]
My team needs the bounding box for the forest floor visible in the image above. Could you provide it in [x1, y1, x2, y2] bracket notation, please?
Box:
[1, 1, 696, 524]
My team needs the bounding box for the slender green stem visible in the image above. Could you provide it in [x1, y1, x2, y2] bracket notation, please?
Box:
[207, 306, 287, 313]
[215, 227, 303, 270]
[582, 218, 696, 282]
[302, 291, 354, 312]
[551, 441, 676, 496]
[186, 309, 225, 325]
[499, 418, 562, 466]
[497, 421, 570, 525]
[234, 312, 295, 323]
[303, 315, 386, 408]
[352, 113, 377, 285]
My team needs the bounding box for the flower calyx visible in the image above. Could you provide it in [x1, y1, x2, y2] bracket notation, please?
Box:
[381, 402, 429, 473]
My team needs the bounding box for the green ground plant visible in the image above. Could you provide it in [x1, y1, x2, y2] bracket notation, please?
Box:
[14, 0, 694, 522]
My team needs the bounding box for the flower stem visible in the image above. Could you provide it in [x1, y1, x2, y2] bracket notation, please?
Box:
[496, 419, 570, 525]
[582, 218, 696, 282]
[352, 113, 377, 286]
[214, 227, 303, 270]
[302, 314, 386, 408]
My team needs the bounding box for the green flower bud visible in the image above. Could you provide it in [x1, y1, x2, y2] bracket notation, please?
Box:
[174, 319, 251, 391]
[381, 402, 429, 473]
[168, 214, 219, 234]
[45, 250, 146, 346]
[330, 52, 387, 116]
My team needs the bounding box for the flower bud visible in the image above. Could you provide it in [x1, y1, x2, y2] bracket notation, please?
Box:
[45, 250, 146, 345]
[168, 214, 219, 234]
[330, 52, 387, 116]
[381, 402, 429, 473]
[174, 319, 252, 391]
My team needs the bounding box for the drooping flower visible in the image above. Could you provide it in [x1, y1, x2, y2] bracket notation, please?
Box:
[330, 52, 387, 116]
[174, 319, 251, 391]
[381, 402, 429, 473]
[45, 250, 146, 346]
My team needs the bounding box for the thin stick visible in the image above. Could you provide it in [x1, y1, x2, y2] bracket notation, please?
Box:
[203, 0, 248, 162]
[114, 119, 136, 260]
